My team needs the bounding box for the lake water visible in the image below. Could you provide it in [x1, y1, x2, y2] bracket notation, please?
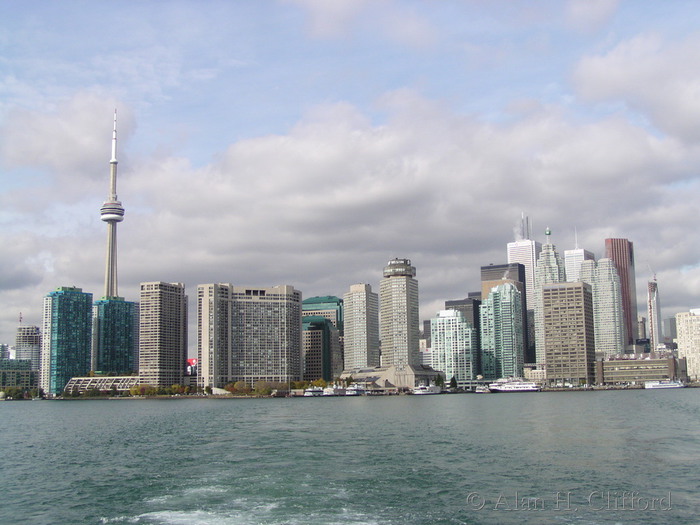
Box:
[1, 389, 698, 525]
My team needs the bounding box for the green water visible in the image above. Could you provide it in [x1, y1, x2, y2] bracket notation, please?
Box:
[1, 390, 698, 524]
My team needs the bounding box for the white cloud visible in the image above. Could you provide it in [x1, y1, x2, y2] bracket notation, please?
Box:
[573, 33, 700, 143]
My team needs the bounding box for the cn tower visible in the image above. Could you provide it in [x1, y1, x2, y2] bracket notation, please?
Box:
[100, 110, 125, 298]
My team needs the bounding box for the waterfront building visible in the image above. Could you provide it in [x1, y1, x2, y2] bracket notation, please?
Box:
[197, 283, 235, 390]
[580, 258, 626, 358]
[430, 310, 478, 388]
[564, 247, 594, 282]
[40, 287, 93, 396]
[595, 353, 687, 385]
[15, 325, 41, 371]
[675, 309, 700, 381]
[63, 375, 140, 395]
[231, 285, 302, 385]
[479, 283, 525, 380]
[533, 228, 566, 365]
[542, 282, 595, 385]
[379, 258, 420, 368]
[0, 359, 36, 390]
[93, 111, 138, 374]
[605, 238, 638, 347]
[647, 278, 662, 351]
[92, 298, 138, 373]
[343, 284, 380, 369]
[138, 282, 188, 388]
[302, 316, 341, 381]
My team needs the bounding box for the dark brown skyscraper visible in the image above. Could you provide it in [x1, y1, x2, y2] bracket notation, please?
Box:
[605, 238, 637, 347]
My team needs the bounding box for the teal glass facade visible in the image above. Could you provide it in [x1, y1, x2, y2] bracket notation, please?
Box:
[42, 287, 93, 395]
[93, 297, 138, 374]
[302, 296, 344, 334]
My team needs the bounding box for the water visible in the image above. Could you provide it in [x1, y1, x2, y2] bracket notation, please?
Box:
[1, 390, 698, 525]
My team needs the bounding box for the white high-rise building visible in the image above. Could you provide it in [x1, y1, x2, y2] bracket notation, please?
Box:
[647, 278, 662, 351]
[580, 259, 626, 357]
[197, 283, 235, 390]
[430, 310, 478, 388]
[533, 228, 565, 365]
[379, 258, 420, 368]
[564, 248, 594, 283]
[676, 309, 700, 381]
[507, 233, 542, 310]
[138, 282, 188, 387]
[231, 285, 302, 385]
[479, 282, 525, 380]
[343, 284, 380, 369]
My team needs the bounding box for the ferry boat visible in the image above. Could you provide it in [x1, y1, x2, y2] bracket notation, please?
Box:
[303, 386, 323, 397]
[644, 380, 685, 389]
[322, 385, 346, 396]
[411, 384, 442, 395]
[345, 384, 367, 396]
[488, 378, 540, 393]
[474, 385, 491, 394]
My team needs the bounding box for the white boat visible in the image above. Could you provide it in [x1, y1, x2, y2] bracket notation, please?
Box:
[474, 385, 491, 393]
[303, 386, 323, 397]
[345, 384, 366, 396]
[322, 386, 345, 396]
[412, 384, 442, 395]
[644, 380, 685, 389]
[488, 378, 540, 393]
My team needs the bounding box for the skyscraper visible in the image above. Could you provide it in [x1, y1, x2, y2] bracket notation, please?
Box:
[379, 258, 420, 368]
[343, 284, 380, 369]
[564, 248, 595, 282]
[580, 259, 626, 357]
[40, 287, 93, 396]
[676, 309, 700, 381]
[542, 282, 595, 386]
[605, 238, 638, 347]
[197, 283, 235, 390]
[302, 316, 341, 381]
[479, 282, 525, 380]
[93, 111, 138, 374]
[430, 309, 478, 388]
[15, 325, 41, 371]
[302, 296, 343, 333]
[231, 285, 302, 385]
[647, 277, 662, 351]
[533, 228, 566, 365]
[139, 282, 188, 387]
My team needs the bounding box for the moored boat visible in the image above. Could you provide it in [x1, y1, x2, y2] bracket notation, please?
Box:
[303, 386, 323, 397]
[488, 378, 540, 393]
[412, 384, 442, 395]
[644, 380, 685, 389]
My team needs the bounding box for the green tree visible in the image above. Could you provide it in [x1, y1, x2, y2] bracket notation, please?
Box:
[450, 376, 458, 389]
[434, 374, 445, 387]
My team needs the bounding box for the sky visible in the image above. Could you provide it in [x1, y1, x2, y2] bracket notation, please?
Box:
[2, 0, 700, 352]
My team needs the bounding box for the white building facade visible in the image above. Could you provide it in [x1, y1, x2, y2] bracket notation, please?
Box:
[379, 259, 420, 369]
[430, 310, 478, 388]
[343, 284, 380, 369]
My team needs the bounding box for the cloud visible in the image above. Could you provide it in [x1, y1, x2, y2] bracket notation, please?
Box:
[566, 0, 620, 33]
[573, 33, 700, 143]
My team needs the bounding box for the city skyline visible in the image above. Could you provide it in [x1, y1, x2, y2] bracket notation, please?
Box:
[3, 1, 700, 347]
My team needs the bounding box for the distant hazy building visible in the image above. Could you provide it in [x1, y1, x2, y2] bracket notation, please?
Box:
[302, 316, 341, 381]
[506, 214, 542, 309]
[343, 284, 380, 369]
[0, 359, 36, 390]
[605, 238, 638, 347]
[676, 309, 700, 381]
[15, 325, 41, 371]
[647, 278, 662, 351]
[379, 258, 420, 368]
[564, 247, 594, 282]
[138, 282, 188, 388]
[543, 282, 595, 385]
[533, 228, 566, 365]
[430, 310, 478, 388]
[580, 258, 626, 358]
[480, 282, 525, 380]
[40, 287, 93, 396]
[231, 285, 302, 385]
